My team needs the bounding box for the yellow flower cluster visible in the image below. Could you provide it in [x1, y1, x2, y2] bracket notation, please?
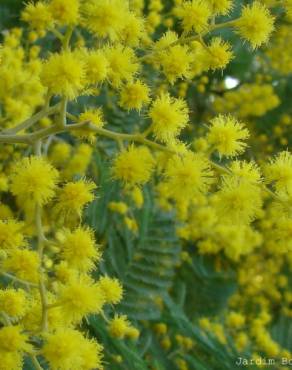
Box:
[0, 0, 289, 368]
[0, 153, 132, 368]
[213, 83, 280, 119]
[266, 24, 292, 74]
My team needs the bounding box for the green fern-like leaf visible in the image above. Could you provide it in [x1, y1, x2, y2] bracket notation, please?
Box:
[86, 152, 181, 320]
[118, 200, 180, 320]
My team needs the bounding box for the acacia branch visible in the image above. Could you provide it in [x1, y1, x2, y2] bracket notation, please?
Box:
[2, 104, 60, 135]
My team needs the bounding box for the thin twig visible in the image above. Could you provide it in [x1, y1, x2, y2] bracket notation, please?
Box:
[2, 104, 60, 135]
[30, 355, 43, 370]
[0, 271, 38, 288]
[34, 141, 49, 332]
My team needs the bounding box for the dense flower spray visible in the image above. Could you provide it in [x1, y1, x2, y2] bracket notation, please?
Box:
[0, 0, 291, 369]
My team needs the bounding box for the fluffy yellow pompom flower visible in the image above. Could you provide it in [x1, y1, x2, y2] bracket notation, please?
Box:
[112, 145, 155, 186]
[82, 0, 129, 40]
[164, 152, 213, 200]
[119, 80, 150, 111]
[0, 219, 25, 251]
[54, 261, 78, 285]
[0, 352, 22, 370]
[105, 45, 139, 87]
[74, 108, 105, 142]
[79, 109, 104, 128]
[0, 289, 27, 318]
[230, 160, 262, 184]
[149, 93, 189, 144]
[207, 115, 249, 157]
[3, 249, 40, 283]
[57, 227, 100, 271]
[0, 327, 31, 370]
[187, 40, 211, 77]
[264, 151, 292, 191]
[108, 314, 139, 340]
[0, 326, 31, 354]
[119, 12, 145, 47]
[97, 275, 123, 304]
[214, 176, 262, 224]
[10, 156, 59, 206]
[160, 44, 194, 83]
[43, 329, 103, 370]
[235, 1, 274, 49]
[207, 37, 233, 70]
[84, 50, 108, 84]
[41, 51, 85, 99]
[108, 314, 131, 339]
[58, 277, 105, 323]
[57, 179, 96, 216]
[207, 0, 233, 15]
[176, 0, 212, 33]
[21, 1, 53, 31]
[49, 0, 79, 25]
[80, 337, 104, 370]
[154, 30, 178, 51]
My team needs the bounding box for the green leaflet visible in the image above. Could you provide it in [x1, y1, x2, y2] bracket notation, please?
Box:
[86, 152, 181, 321]
[88, 316, 150, 370]
[162, 294, 238, 370]
[86, 153, 242, 369]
